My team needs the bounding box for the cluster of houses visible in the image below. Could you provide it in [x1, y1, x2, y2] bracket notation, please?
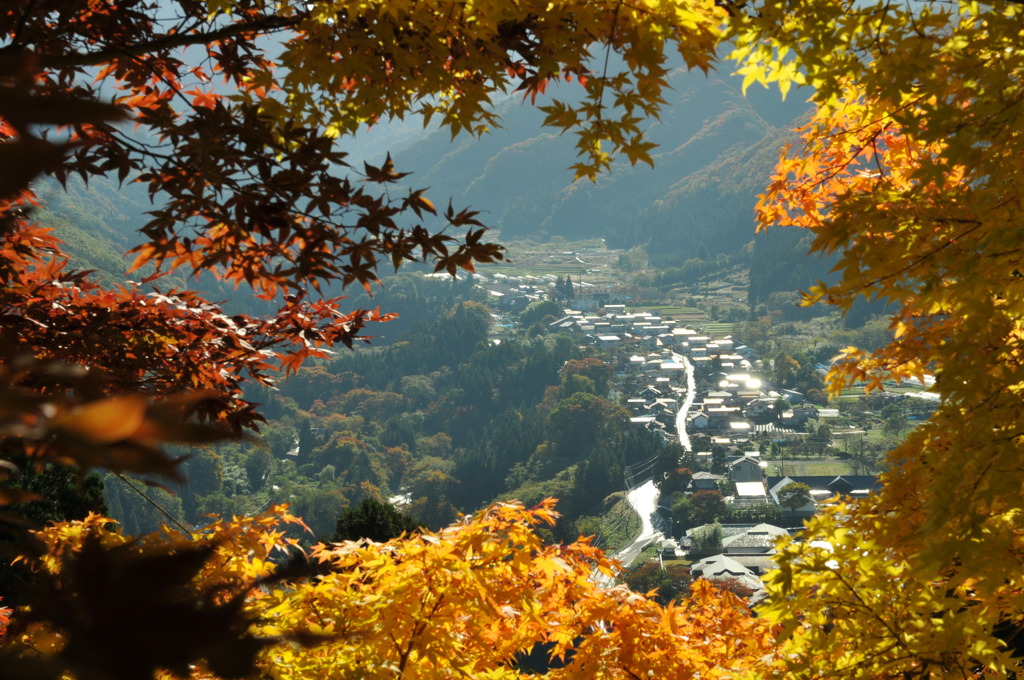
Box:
[661, 455, 881, 601]
[591, 314, 819, 450]
[547, 307, 756, 365]
[471, 271, 620, 313]
[684, 450, 880, 511]
[685, 523, 790, 596]
[507, 300, 886, 602]
[541, 306, 779, 446]
[686, 387, 821, 436]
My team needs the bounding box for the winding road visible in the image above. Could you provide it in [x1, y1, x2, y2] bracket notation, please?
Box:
[672, 351, 696, 452]
[609, 353, 696, 571]
[613, 479, 662, 568]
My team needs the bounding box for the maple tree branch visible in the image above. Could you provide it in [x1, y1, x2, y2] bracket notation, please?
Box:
[851, 219, 984, 296]
[34, 14, 303, 69]
[107, 128, 175, 160]
[594, 0, 625, 127]
[9, 0, 41, 48]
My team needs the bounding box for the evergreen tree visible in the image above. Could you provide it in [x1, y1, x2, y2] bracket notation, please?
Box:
[328, 498, 423, 543]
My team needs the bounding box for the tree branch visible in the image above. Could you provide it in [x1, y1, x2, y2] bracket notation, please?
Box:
[34, 13, 303, 69]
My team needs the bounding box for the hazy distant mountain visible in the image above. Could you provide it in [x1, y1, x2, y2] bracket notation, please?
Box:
[392, 68, 810, 265]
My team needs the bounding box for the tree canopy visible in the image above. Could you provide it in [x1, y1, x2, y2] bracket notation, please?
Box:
[328, 497, 422, 543]
[2, 501, 778, 680]
[776, 482, 811, 512]
[731, 0, 1024, 676]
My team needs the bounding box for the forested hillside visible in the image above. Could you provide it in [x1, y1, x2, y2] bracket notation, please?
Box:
[395, 69, 808, 266]
[99, 276, 690, 545]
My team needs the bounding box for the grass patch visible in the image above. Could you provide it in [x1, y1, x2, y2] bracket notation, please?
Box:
[761, 459, 858, 476]
[633, 545, 660, 564]
[662, 557, 692, 567]
[702, 322, 738, 336]
[596, 493, 642, 553]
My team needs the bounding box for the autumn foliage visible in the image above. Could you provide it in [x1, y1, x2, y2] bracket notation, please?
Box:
[3, 501, 777, 680]
[4, 0, 1024, 678]
[733, 0, 1024, 676]
[0, 598, 9, 641]
[0, 0, 763, 676]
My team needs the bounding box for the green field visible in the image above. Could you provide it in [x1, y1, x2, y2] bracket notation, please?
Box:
[493, 264, 583, 277]
[596, 494, 642, 553]
[481, 261, 619, 284]
[702, 322, 739, 336]
[641, 305, 703, 316]
[761, 459, 858, 477]
[662, 557, 693, 567]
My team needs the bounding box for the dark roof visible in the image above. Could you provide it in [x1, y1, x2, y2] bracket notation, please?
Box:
[731, 554, 778, 575]
[766, 475, 881, 493]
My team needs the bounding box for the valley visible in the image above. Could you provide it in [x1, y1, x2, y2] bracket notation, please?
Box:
[94, 231, 916, 605]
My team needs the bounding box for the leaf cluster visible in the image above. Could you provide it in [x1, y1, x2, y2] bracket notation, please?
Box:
[733, 0, 1024, 675]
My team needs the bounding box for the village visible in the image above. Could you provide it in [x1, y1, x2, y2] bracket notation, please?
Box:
[461, 250, 906, 602]
[545, 303, 890, 598]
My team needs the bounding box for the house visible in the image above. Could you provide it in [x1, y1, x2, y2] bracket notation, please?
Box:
[626, 398, 648, 412]
[689, 471, 724, 491]
[721, 523, 789, 554]
[630, 416, 658, 428]
[627, 355, 647, 369]
[659, 538, 682, 559]
[734, 344, 757, 360]
[578, 292, 609, 310]
[658, 361, 686, 377]
[687, 411, 710, 430]
[767, 477, 818, 516]
[635, 334, 658, 351]
[690, 554, 763, 593]
[728, 420, 753, 435]
[793, 405, 820, 420]
[767, 475, 881, 501]
[744, 397, 777, 420]
[732, 481, 769, 506]
[707, 406, 741, 429]
[638, 385, 663, 401]
[728, 455, 764, 483]
[782, 405, 820, 427]
[548, 315, 581, 333]
[781, 389, 805, 404]
[650, 398, 678, 414]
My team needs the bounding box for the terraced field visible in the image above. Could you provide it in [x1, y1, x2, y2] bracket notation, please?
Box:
[702, 322, 739, 336]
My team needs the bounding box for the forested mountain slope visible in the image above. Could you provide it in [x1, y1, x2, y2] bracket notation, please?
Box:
[394, 69, 809, 265]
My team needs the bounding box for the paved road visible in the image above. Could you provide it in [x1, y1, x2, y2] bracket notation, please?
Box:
[672, 352, 696, 452]
[613, 479, 663, 569]
[601, 354, 694, 578]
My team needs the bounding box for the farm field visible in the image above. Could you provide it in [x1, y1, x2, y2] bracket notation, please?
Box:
[760, 458, 859, 477]
[702, 322, 739, 336]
